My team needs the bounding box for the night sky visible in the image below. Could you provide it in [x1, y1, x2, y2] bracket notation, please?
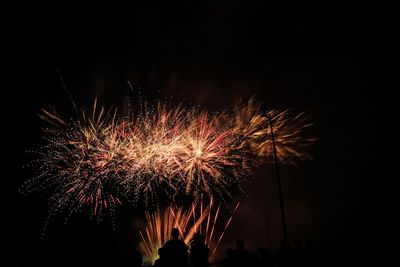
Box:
[5, 1, 395, 266]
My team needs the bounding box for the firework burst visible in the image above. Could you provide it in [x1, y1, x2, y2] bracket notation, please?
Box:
[21, 99, 126, 222]
[234, 98, 317, 165]
[23, 96, 315, 220]
[121, 104, 246, 205]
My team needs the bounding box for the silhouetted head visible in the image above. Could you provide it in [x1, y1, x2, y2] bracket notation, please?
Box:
[236, 239, 245, 250]
[294, 240, 303, 249]
[258, 247, 268, 255]
[321, 240, 330, 249]
[280, 240, 290, 251]
[306, 238, 314, 248]
[171, 228, 180, 239]
[158, 248, 164, 256]
[227, 248, 233, 257]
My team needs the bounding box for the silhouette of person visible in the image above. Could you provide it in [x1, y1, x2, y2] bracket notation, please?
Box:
[232, 239, 256, 267]
[292, 240, 305, 267]
[222, 248, 234, 267]
[319, 240, 336, 267]
[154, 248, 165, 267]
[305, 238, 316, 267]
[276, 240, 291, 267]
[258, 247, 274, 267]
[190, 232, 209, 267]
[163, 228, 188, 267]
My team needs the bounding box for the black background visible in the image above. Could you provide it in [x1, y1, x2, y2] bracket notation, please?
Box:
[5, 1, 395, 266]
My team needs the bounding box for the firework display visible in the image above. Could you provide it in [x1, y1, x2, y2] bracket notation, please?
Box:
[139, 196, 240, 265]
[22, 97, 315, 220]
[21, 100, 126, 221]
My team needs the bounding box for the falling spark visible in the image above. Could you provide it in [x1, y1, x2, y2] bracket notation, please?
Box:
[211, 202, 240, 257]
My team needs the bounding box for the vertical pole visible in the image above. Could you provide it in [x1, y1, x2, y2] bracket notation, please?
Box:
[268, 114, 289, 243]
[264, 195, 273, 249]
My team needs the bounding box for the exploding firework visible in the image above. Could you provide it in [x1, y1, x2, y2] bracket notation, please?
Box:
[121, 99, 315, 204]
[23, 97, 315, 220]
[139, 196, 240, 265]
[120, 103, 246, 205]
[234, 98, 316, 165]
[21, 99, 126, 222]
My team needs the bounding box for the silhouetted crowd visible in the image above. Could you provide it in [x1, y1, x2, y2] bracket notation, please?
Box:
[151, 228, 209, 267]
[218, 238, 335, 267]
[118, 227, 337, 267]
[26, 224, 392, 267]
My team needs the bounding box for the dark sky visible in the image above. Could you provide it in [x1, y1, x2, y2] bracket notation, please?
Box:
[5, 1, 395, 266]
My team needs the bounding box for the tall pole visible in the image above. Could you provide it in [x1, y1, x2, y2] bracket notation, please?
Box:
[264, 194, 273, 249]
[268, 114, 289, 244]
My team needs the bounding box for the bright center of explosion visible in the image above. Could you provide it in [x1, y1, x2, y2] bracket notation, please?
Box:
[194, 149, 203, 157]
